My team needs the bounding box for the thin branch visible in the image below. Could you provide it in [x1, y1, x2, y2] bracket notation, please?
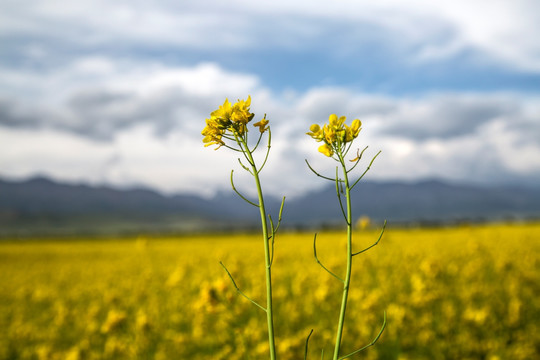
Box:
[251, 128, 265, 153]
[304, 329, 314, 360]
[343, 140, 354, 159]
[219, 143, 243, 152]
[347, 146, 368, 173]
[230, 170, 259, 207]
[305, 159, 344, 183]
[350, 150, 381, 190]
[237, 158, 253, 174]
[220, 261, 267, 312]
[233, 132, 255, 167]
[268, 196, 285, 268]
[258, 129, 272, 174]
[268, 215, 276, 268]
[338, 311, 387, 360]
[276, 196, 285, 231]
[241, 123, 249, 146]
[335, 167, 348, 223]
[313, 234, 344, 283]
[352, 220, 386, 256]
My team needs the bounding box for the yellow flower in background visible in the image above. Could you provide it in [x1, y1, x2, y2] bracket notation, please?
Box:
[2, 223, 539, 359]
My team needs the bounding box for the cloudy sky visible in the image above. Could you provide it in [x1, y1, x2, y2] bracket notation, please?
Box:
[1, 0, 539, 197]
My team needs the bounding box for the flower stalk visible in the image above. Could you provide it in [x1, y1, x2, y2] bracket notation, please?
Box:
[306, 114, 386, 359]
[202, 96, 280, 360]
[241, 135, 277, 360]
[333, 152, 353, 360]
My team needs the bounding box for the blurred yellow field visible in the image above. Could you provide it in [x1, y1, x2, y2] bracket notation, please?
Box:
[1, 222, 539, 359]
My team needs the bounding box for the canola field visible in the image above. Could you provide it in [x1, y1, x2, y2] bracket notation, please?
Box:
[1, 222, 539, 360]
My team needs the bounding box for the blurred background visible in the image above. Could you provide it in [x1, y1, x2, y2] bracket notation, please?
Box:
[1, 0, 540, 235]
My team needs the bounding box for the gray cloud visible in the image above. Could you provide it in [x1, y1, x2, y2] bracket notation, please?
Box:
[1, 71, 538, 150]
[0, 15, 539, 195]
[1, 78, 539, 193]
[2, 1, 540, 75]
[0, 60, 259, 140]
[0, 97, 41, 128]
[378, 95, 522, 140]
[0, 89, 201, 140]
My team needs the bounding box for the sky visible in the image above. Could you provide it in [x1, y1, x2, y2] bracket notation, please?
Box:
[1, 0, 539, 198]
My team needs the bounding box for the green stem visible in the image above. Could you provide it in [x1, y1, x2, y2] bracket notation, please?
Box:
[240, 136, 277, 360]
[333, 153, 353, 360]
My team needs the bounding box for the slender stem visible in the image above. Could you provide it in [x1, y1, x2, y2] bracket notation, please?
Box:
[257, 128, 272, 174]
[333, 153, 353, 360]
[305, 159, 343, 183]
[314, 234, 344, 283]
[230, 170, 259, 207]
[352, 220, 386, 256]
[350, 151, 381, 190]
[220, 261, 267, 312]
[338, 312, 387, 360]
[239, 135, 277, 360]
[304, 329, 314, 360]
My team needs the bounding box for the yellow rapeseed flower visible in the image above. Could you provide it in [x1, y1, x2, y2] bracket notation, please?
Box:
[318, 144, 334, 157]
[306, 124, 324, 141]
[253, 115, 269, 133]
[210, 98, 234, 129]
[350, 119, 361, 135]
[328, 114, 346, 129]
[307, 114, 362, 157]
[231, 96, 255, 125]
[202, 96, 257, 149]
[201, 119, 225, 148]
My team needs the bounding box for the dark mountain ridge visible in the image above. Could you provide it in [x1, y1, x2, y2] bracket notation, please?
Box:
[1, 176, 539, 236]
[286, 179, 540, 226]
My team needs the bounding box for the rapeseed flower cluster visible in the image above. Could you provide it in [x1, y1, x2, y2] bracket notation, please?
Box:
[307, 114, 361, 157]
[202, 96, 269, 149]
[202, 96, 279, 360]
[305, 111, 384, 360]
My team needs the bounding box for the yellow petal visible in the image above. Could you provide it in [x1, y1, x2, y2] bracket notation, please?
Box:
[309, 124, 320, 132]
[324, 125, 336, 144]
[318, 144, 334, 157]
[328, 114, 338, 126]
[253, 116, 269, 133]
[350, 119, 362, 137]
[344, 125, 354, 142]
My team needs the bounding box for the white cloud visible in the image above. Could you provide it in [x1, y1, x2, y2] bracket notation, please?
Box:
[0, 59, 260, 139]
[2, 0, 539, 72]
[1, 61, 539, 195]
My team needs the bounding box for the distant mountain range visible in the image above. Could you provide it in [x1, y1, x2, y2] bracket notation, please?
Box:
[1, 176, 539, 236]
